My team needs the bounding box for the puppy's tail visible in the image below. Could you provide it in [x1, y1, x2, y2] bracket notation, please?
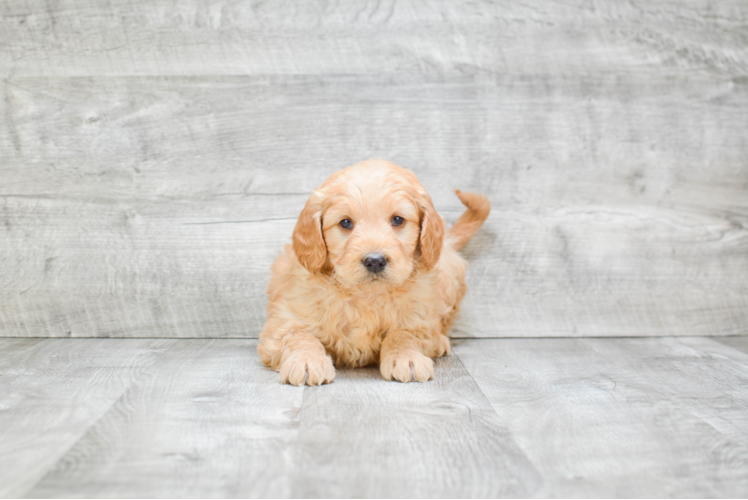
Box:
[446, 190, 491, 251]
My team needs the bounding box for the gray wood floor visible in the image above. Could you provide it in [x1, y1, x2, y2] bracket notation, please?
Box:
[2, 337, 747, 498]
[2, 0, 747, 339]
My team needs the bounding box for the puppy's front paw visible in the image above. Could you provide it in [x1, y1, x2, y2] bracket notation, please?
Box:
[380, 351, 434, 383]
[279, 352, 336, 386]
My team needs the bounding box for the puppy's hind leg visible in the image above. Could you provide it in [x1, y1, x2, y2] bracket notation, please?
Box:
[258, 327, 335, 386]
[379, 329, 437, 383]
[425, 334, 451, 359]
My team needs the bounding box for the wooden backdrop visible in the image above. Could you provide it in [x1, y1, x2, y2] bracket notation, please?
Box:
[1, 0, 746, 338]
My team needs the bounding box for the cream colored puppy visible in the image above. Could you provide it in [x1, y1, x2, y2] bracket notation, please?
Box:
[258, 159, 490, 385]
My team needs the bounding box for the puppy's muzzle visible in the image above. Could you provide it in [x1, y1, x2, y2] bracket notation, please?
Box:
[363, 253, 387, 274]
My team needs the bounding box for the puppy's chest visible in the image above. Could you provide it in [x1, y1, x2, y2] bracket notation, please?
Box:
[304, 279, 439, 365]
[313, 295, 397, 366]
[336, 294, 396, 339]
[313, 283, 438, 340]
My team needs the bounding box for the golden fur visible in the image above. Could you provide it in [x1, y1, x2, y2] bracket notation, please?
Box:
[257, 159, 490, 385]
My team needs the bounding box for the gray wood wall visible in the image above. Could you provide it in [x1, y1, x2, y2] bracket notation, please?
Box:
[1, 0, 747, 338]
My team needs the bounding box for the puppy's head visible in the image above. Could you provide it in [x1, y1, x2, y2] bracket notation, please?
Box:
[292, 159, 444, 288]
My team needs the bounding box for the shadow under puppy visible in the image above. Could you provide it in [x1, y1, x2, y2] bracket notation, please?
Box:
[258, 159, 490, 385]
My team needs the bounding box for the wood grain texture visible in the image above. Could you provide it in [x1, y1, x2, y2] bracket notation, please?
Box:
[2, 337, 747, 498]
[11, 339, 545, 498]
[25, 339, 304, 498]
[1, 0, 747, 338]
[455, 337, 748, 498]
[0, 338, 174, 498]
[1, 0, 747, 78]
[290, 359, 542, 498]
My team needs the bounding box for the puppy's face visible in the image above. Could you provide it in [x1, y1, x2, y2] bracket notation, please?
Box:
[322, 180, 420, 287]
[292, 160, 444, 289]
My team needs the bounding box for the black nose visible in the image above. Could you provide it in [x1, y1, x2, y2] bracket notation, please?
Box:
[363, 254, 387, 274]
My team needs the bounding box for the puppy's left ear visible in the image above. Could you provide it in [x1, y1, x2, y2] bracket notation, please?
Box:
[292, 193, 327, 273]
[417, 190, 444, 270]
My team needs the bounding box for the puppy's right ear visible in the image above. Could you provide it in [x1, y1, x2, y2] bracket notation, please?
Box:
[292, 193, 326, 273]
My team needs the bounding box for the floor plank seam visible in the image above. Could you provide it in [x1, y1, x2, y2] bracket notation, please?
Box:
[19, 339, 180, 497]
[449, 349, 503, 421]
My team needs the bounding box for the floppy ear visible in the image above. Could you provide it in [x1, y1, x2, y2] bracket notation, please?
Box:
[292, 194, 327, 273]
[417, 191, 444, 270]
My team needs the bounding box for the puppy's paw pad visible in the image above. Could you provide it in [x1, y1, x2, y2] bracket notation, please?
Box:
[279, 353, 335, 386]
[380, 351, 434, 383]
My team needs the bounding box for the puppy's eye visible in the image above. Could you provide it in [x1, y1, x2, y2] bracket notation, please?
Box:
[392, 216, 404, 227]
[339, 219, 353, 230]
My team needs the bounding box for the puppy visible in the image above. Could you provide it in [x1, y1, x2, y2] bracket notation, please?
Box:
[258, 159, 490, 385]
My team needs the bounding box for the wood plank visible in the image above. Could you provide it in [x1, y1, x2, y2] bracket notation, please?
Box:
[0, 338, 174, 498]
[593, 336, 748, 452]
[25, 339, 304, 498]
[4, 75, 747, 205]
[288, 356, 543, 498]
[454, 337, 748, 498]
[0, 192, 290, 338]
[1, 0, 746, 77]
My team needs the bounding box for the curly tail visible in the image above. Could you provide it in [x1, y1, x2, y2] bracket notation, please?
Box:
[446, 190, 491, 251]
